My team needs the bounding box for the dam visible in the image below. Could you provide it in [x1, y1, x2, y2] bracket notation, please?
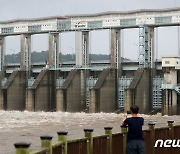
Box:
[0, 8, 180, 115]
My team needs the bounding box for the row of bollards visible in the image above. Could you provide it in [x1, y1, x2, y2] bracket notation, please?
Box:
[14, 127, 114, 154]
[14, 121, 175, 154]
[14, 131, 68, 154]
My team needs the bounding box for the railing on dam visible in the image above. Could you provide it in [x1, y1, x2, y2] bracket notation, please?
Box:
[14, 121, 180, 154]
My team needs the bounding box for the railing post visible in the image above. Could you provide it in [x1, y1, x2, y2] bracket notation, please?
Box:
[148, 123, 155, 154]
[104, 127, 113, 154]
[14, 142, 30, 154]
[84, 129, 93, 154]
[40, 136, 53, 154]
[121, 126, 127, 154]
[57, 131, 68, 154]
[167, 120, 174, 139]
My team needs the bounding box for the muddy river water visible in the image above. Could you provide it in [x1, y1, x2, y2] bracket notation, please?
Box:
[0, 111, 180, 154]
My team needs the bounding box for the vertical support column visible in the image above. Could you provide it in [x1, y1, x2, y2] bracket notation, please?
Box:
[0, 37, 5, 73]
[20, 34, 31, 77]
[148, 27, 155, 68]
[139, 25, 155, 68]
[75, 31, 89, 66]
[110, 29, 121, 70]
[80, 70, 86, 110]
[0, 37, 5, 109]
[162, 70, 177, 115]
[56, 89, 65, 111]
[26, 89, 35, 111]
[89, 89, 97, 113]
[178, 26, 180, 56]
[110, 29, 121, 111]
[49, 33, 59, 69]
[75, 32, 89, 111]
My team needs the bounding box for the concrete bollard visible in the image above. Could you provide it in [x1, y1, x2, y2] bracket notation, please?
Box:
[84, 129, 93, 154]
[104, 127, 113, 154]
[121, 126, 127, 154]
[14, 142, 31, 154]
[148, 123, 155, 154]
[40, 136, 53, 154]
[57, 131, 68, 154]
[167, 120, 174, 139]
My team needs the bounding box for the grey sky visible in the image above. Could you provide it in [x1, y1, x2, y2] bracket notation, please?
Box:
[1, 0, 180, 60]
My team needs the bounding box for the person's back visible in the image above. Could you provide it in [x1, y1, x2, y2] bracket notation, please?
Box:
[122, 105, 145, 154]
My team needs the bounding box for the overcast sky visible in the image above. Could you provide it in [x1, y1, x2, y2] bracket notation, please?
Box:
[1, 0, 180, 60]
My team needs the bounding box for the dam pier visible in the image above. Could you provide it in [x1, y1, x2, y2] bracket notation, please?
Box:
[0, 8, 180, 115]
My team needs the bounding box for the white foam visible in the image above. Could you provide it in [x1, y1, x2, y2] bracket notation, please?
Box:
[0, 111, 179, 132]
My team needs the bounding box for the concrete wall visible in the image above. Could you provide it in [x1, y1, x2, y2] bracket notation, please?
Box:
[124, 68, 151, 114]
[26, 70, 56, 111]
[66, 70, 82, 111]
[89, 69, 117, 113]
[124, 89, 134, 113]
[1, 67, 179, 115]
[2, 71, 26, 110]
[56, 69, 86, 112]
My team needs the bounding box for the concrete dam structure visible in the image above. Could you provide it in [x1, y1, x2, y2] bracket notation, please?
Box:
[0, 8, 180, 115]
[0, 61, 179, 115]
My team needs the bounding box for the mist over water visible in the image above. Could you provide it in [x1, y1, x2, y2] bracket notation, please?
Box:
[0, 111, 180, 153]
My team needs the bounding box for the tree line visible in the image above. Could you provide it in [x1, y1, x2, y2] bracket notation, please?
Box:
[5, 50, 111, 63]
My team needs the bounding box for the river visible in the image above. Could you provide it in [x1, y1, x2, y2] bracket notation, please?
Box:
[0, 111, 180, 154]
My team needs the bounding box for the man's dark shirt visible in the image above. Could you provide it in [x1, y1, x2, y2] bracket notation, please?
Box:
[123, 117, 144, 142]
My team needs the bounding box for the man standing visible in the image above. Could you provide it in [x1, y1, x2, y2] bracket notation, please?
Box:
[122, 105, 145, 154]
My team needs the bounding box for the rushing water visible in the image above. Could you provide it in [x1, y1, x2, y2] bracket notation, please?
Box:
[0, 111, 180, 154]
